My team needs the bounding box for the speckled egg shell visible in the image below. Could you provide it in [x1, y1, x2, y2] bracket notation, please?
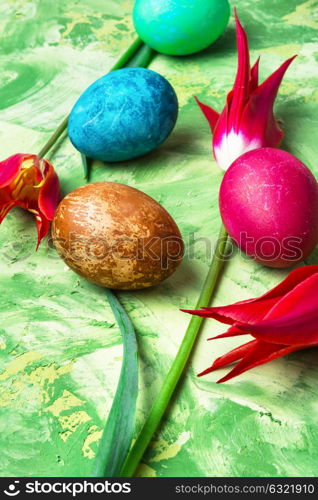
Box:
[133, 0, 230, 56]
[52, 182, 184, 290]
[68, 67, 178, 162]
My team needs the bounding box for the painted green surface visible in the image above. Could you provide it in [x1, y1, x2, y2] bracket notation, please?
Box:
[0, 0, 318, 477]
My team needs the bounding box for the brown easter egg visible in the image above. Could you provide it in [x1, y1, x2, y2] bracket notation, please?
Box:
[52, 182, 184, 289]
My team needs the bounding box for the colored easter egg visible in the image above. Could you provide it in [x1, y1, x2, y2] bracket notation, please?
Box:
[219, 148, 318, 268]
[52, 182, 184, 289]
[133, 0, 230, 56]
[68, 67, 178, 162]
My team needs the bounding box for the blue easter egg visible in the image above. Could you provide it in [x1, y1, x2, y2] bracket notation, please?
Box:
[68, 67, 178, 162]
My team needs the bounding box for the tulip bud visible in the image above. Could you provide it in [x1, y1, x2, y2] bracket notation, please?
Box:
[0, 154, 60, 248]
[196, 11, 296, 170]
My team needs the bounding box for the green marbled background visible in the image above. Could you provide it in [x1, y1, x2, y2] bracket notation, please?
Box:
[0, 0, 318, 477]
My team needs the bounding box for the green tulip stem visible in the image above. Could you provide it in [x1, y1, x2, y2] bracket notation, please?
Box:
[121, 223, 229, 477]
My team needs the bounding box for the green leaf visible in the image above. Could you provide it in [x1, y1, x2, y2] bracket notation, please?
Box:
[121, 224, 229, 477]
[110, 36, 143, 71]
[127, 43, 154, 68]
[91, 288, 138, 477]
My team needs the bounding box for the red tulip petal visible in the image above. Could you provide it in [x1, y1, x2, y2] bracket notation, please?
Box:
[208, 325, 248, 340]
[0, 154, 27, 188]
[212, 99, 231, 166]
[183, 266, 318, 326]
[0, 154, 60, 249]
[194, 11, 294, 172]
[228, 10, 251, 132]
[239, 55, 296, 149]
[266, 272, 318, 322]
[199, 335, 307, 383]
[185, 296, 280, 325]
[0, 200, 19, 223]
[198, 339, 256, 377]
[194, 96, 220, 133]
[34, 211, 50, 250]
[216, 341, 303, 383]
[258, 265, 318, 301]
[38, 159, 60, 220]
[239, 273, 318, 346]
[249, 57, 260, 92]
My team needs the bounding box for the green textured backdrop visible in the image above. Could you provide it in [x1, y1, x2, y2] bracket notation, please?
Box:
[0, 0, 318, 477]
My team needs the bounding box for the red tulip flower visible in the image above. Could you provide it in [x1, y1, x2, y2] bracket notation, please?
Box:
[183, 266, 318, 383]
[195, 11, 296, 170]
[0, 154, 60, 248]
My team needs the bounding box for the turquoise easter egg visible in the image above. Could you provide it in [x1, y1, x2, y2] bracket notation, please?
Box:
[133, 0, 230, 56]
[68, 67, 178, 162]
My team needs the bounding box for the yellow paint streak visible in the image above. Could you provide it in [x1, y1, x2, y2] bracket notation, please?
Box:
[60, 10, 134, 54]
[278, 80, 299, 96]
[92, 13, 132, 42]
[0, 351, 42, 381]
[0, 356, 73, 407]
[45, 390, 85, 417]
[45, 389, 92, 444]
[150, 439, 181, 463]
[150, 432, 191, 463]
[0, 380, 25, 407]
[60, 12, 92, 40]
[60, 431, 72, 442]
[305, 89, 318, 103]
[283, 0, 318, 29]
[166, 71, 216, 107]
[259, 44, 300, 58]
[27, 362, 73, 404]
[28, 363, 72, 386]
[59, 410, 91, 441]
[82, 425, 103, 459]
[136, 464, 157, 477]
